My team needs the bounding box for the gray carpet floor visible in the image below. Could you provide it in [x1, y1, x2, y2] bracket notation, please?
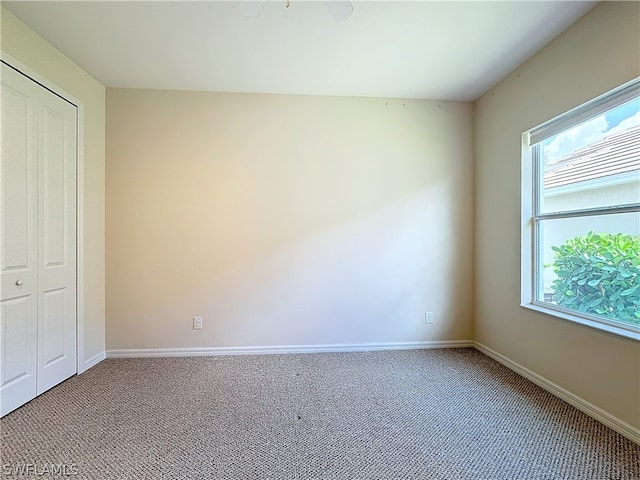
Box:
[0, 348, 638, 479]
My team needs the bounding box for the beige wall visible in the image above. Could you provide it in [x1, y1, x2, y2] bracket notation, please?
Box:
[1, 8, 106, 365]
[106, 89, 473, 350]
[474, 1, 640, 429]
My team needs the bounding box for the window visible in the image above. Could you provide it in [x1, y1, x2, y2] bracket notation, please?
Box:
[522, 79, 640, 340]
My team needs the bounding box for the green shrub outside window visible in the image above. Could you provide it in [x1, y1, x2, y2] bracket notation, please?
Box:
[549, 232, 640, 327]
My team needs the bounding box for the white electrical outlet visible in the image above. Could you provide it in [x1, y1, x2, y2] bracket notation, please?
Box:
[193, 316, 203, 330]
[425, 312, 434, 324]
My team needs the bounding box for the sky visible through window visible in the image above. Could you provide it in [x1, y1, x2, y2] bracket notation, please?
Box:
[543, 99, 640, 164]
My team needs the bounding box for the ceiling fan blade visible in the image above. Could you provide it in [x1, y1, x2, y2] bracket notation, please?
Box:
[325, 0, 353, 22]
[241, 0, 269, 18]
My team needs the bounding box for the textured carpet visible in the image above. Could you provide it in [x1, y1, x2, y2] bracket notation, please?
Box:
[0, 348, 638, 479]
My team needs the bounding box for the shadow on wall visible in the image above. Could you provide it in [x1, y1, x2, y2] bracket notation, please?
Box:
[125, 180, 468, 348]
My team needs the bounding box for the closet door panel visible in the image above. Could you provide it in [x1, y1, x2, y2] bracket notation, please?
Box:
[36, 88, 77, 395]
[0, 64, 38, 416]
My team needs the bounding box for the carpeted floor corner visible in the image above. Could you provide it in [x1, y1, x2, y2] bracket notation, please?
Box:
[1, 348, 638, 479]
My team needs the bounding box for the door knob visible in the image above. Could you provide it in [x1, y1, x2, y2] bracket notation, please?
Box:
[15, 280, 23, 286]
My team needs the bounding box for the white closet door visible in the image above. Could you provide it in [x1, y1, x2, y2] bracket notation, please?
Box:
[1, 64, 39, 416]
[36, 71, 77, 395]
[0, 63, 77, 416]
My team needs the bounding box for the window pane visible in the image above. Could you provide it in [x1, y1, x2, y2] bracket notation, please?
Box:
[539, 99, 640, 214]
[537, 212, 640, 328]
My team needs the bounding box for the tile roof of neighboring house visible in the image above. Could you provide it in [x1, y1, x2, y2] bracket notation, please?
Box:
[544, 124, 640, 189]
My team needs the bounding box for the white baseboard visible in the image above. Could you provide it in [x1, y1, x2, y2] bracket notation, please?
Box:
[81, 351, 106, 372]
[106, 340, 473, 359]
[473, 341, 640, 445]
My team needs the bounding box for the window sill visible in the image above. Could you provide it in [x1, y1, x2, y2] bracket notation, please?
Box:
[521, 302, 640, 341]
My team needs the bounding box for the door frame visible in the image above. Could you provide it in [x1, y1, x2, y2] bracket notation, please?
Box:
[1, 52, 88, 374]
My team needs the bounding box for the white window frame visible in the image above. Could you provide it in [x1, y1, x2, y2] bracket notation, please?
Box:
[521, 78, 640, 341]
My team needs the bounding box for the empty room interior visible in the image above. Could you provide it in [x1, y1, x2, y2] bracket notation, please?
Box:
[1, 1, 639, 479]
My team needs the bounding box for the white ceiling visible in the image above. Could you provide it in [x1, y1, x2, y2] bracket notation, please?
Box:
[4, 1, 597, 101]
